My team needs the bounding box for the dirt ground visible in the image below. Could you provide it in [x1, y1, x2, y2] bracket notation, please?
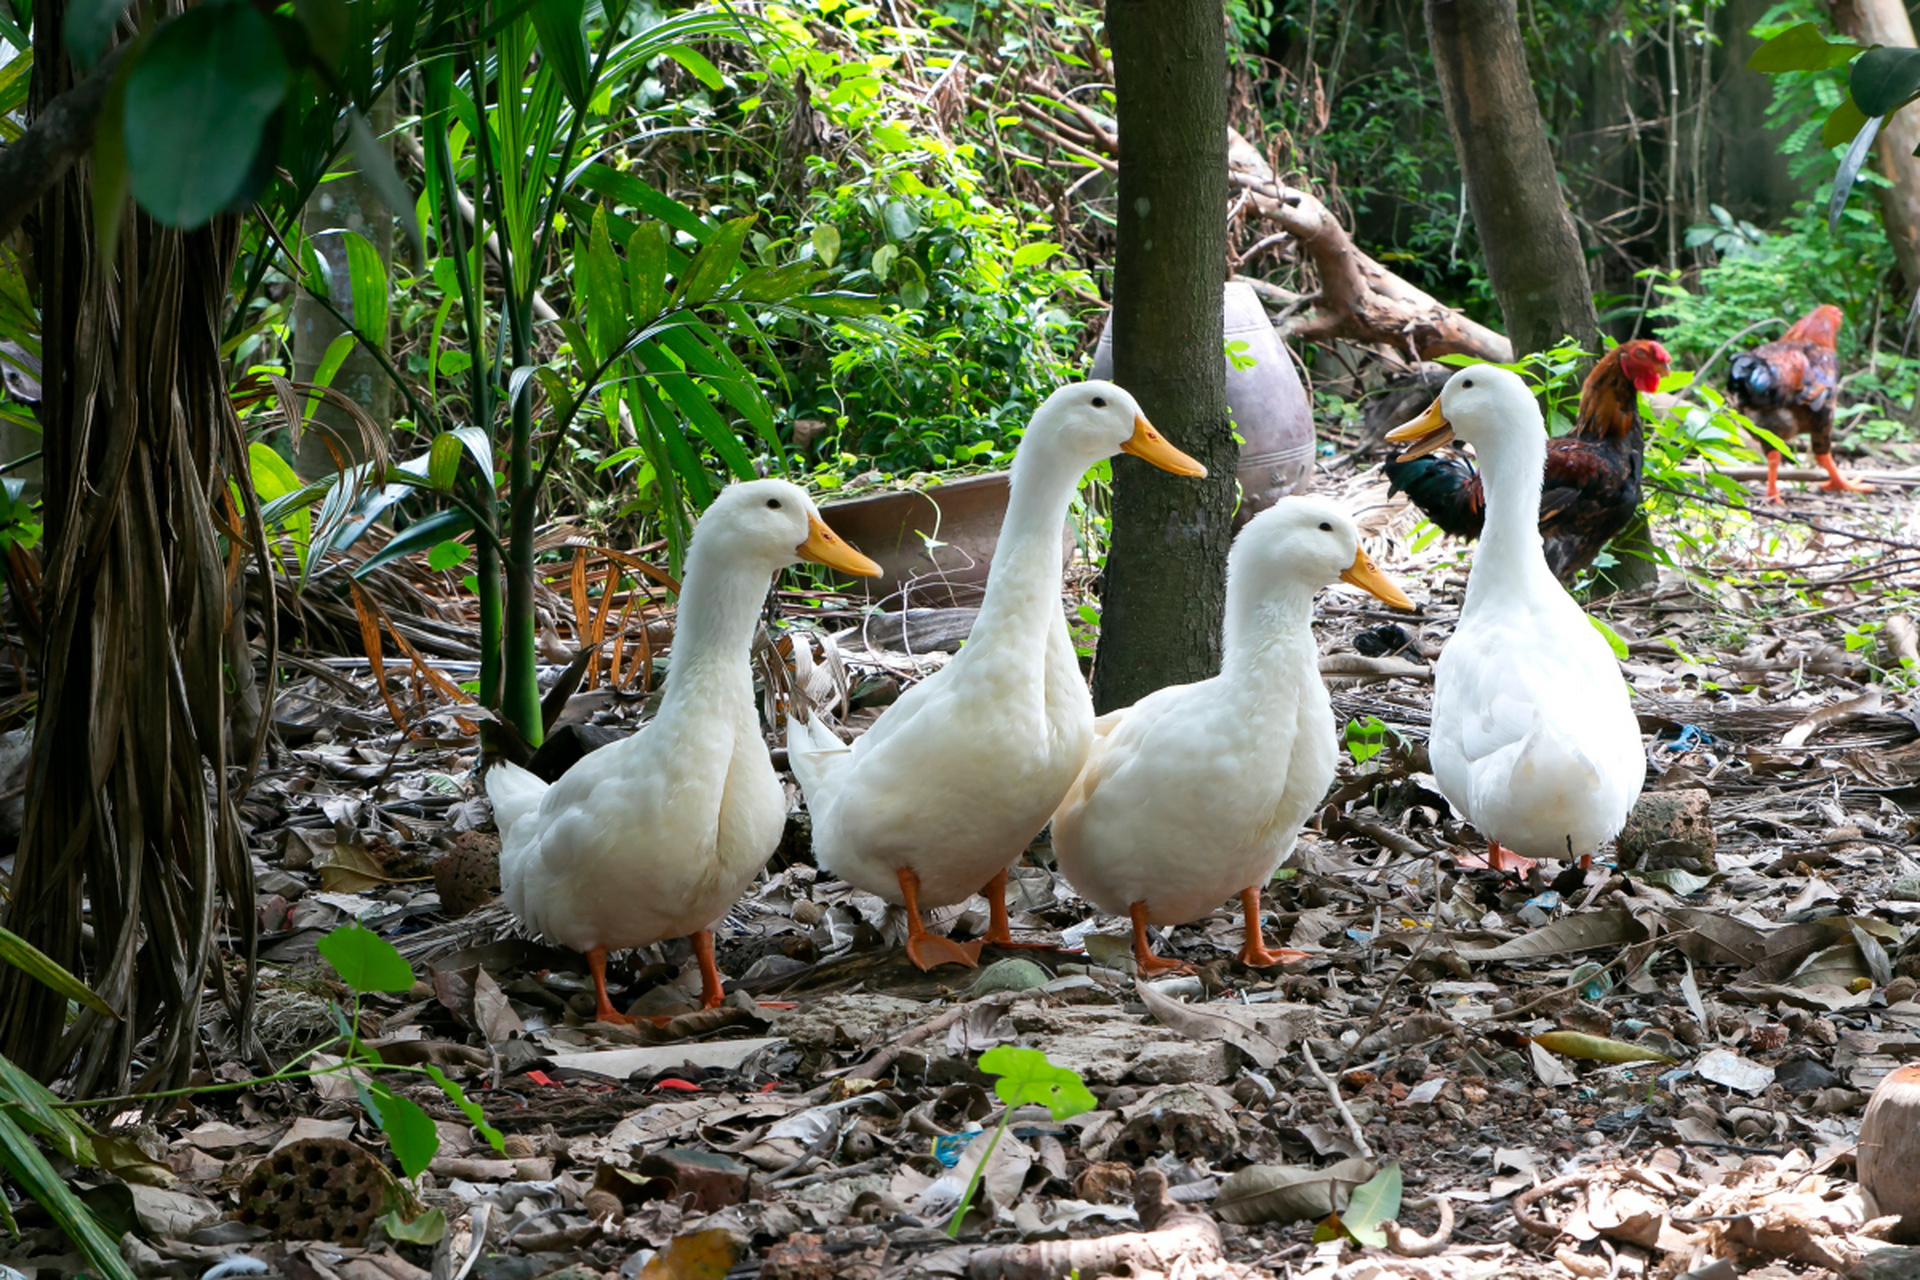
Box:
[10, 447, 1920, 1280]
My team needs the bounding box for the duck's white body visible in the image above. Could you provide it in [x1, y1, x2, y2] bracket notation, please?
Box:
[788, 382, 1205, 928]
[1401, 367, 1645, 861]
[485, 479, 878, 1018]
[1052, 500, 1411, 969]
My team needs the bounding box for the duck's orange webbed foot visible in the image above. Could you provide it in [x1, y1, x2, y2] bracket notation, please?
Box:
[1486, 840, 1536, 876]
[897, 866, 982, 971]
[1128, 901, 1192, 976]
[691, 930, 727, 1010]
[1237, 887, 1309, 967]
[1816, 453, 1873, 493]
[978, 868, 1053, 950]
[585, 945, 640, 1025]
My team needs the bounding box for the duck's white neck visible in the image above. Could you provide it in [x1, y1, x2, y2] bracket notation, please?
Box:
[1466, 422, 1558, 606]
[660, 541, 772, 713]
[971, 445, 1083, 644]
[1222, 578, 1319, 682]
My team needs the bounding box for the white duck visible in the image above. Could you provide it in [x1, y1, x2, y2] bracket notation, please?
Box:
[486, 478, 880, 1024]
[788, 381, 1206, 969]
[1385, 365, 1646, 873]
[1050, 497, 1412, 973]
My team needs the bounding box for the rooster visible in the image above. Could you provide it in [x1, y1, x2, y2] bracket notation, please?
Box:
[1725, 304, 1866, 502]
[1381, 339, 1671, 584]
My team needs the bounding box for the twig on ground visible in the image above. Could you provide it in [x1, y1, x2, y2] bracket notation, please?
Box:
[1300, 1040, 1375, 1160]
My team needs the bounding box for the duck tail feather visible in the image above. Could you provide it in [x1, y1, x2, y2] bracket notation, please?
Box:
[785, 712, 851, 809]
[485, 761, 549, 843]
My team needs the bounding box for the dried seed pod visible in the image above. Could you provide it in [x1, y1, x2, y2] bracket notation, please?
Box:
[1858, 1064, 1920, 1241]
[236, 1137, 395, 1244]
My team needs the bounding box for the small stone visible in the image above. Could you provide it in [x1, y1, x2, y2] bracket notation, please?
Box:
[1892, 876, 1920, 903]
[965, 957, 1051, 997]
[1887, 976, 1918, 1004]
[635, 1148, 751, 1212]
[1615, 788, 1715, 872]
[1774, 1056, 1839, 1094]
[1125, 1039, 1233, 1085]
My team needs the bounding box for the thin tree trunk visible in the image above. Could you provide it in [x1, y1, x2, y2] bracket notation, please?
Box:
[1091, 0, 1235, 714]
[1832, 0, 1920, 291]
[1425, 0, 1601, 358]
[291, 94, 394, 478]
[3, 0, 266, 1090]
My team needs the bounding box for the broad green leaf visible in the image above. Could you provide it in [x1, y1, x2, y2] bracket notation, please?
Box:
[123, 4, 289, 228]
[811, 223, 841, 268]
[655, 321, 773, 438]
[528, 0, 591, 112]
[1746, 22, 1858, 74]
[1588, 614, 1629, 661]
[381, 1205, 446, 1244]
[250, 442, 311, 550]
[61, 0, 133, 68]
[1852, 45, 1920, 116]
[1831, 114, 1881, 233]
[871, 243, 897, 283]
[342, 230, 389, 342]
[582, 208, 627, 363]
[1822, 92, 1871, 150]
[0, 1109, 133, 1280]
[1011, 242, 1060, 268]
[452, 425, 496, 487]
[306, 332, 359, 427]
[428, 432, 462, 492]
[0, 1053, 97, 1164]
[662, 44, 724, 89]
[882, 199, 919, 240]
[368, 1083, 438, 1178]
[628, 222, 671, 329]
[1341, 1162, 1402, 1249]
[573, 164, 709, 242]
[426, 540, 471, 572]
[976, 1045, 1095, 1120]
[353, 508, 471, 578]
[676, 216, 754, 307]
[316, 923, 415, 993]
[423, 1064, 505, 1153]
[635, 340, 756, 480]
[0, 926, 115, 1018]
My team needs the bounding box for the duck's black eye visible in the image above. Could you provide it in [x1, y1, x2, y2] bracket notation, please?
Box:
[1319, 521, 1333, 532]
[1462, 378, 1474, 388]
[766, 498, 782, 510]
[1091, 396, 1107, 408]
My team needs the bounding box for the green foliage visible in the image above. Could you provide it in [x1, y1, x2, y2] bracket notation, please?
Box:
[317, 921, 416, 994]
[947, 1047, 1094, 1237]
[1313, 1161, 1401, 1249]
[1342, 716, 1402, 767]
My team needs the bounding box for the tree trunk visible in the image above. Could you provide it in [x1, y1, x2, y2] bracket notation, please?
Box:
[291, 95, 394, 479]
[0, 0, 266, 1091]
[1091, 0, 1235, 714]
[1831, 0, 1920, 291]
[1425, 0, 1600, 359]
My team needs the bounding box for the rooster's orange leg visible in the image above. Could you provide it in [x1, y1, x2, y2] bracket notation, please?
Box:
[1764, 450, 1785, 505]
[978, 868, 1051, 949]
[585, 946, 639, 1025]
[1815, 453, 1873, 494]
[897, 867, 982, 970]
[1237, 887, 1309, 967]
[1128, 901, 1190, 976]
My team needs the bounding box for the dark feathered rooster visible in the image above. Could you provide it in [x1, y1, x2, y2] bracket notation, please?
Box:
[1725, 304, 1866, 502]
[1381, 339, 1671, 584]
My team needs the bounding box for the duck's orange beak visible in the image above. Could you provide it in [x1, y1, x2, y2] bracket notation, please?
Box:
[1384, 397, 1453, 462]
[1338, 547, 1413, 610]
[798, 513, 882, 577]
[1121, 414, 1207, 477]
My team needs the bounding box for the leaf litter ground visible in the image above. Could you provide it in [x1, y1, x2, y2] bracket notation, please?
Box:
[14, 458, 1920, 1280]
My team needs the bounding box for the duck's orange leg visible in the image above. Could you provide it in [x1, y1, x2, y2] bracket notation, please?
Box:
[1128, 901, 1189, 976]
[1816, 452, 1873, 493]
[978, 868, 1052, 949]
[691, 930, 726, 1010]
[1764, 450, 1784, 504]
[1237, 887, 1309, 967]
[585, 946, 638, 1025]
[1486, 840, 1536, 876]
[898, 867, 982, 971]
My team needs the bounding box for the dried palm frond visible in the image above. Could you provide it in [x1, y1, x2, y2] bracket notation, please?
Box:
[0, 14, 266, 1093]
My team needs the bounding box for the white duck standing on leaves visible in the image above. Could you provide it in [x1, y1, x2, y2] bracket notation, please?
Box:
[485, 479, 881, 1025]
[1050, 497, 1414, 974]
[1386, 365, 1646, 875]
[788, 380, 1207, 970]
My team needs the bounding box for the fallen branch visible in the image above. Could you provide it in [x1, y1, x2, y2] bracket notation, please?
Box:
[1300, 1040, 1375, 1160]
[0, 46, 128, 242]
[966, 1168, 1240, 1280]
[1227, 131, 1513, 364]
[1385, 1194, 1456, 1257]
